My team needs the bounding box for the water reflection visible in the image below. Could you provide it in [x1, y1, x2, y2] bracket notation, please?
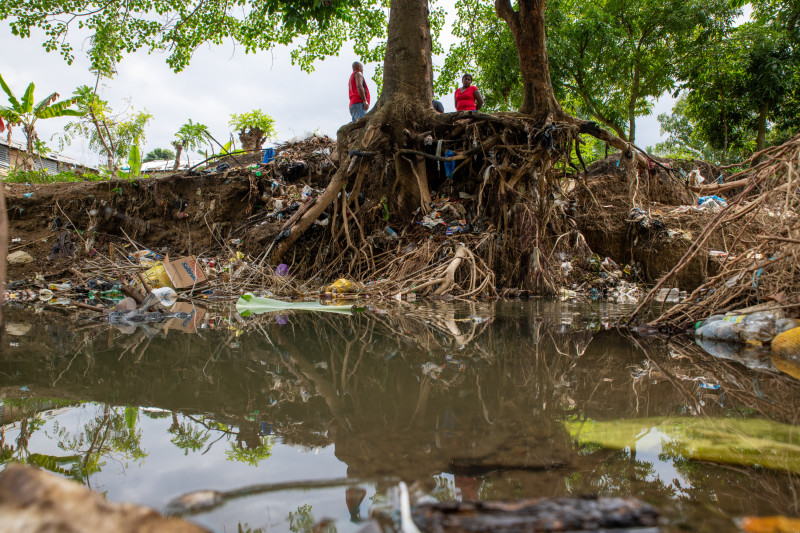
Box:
[1, 301, 800, 532]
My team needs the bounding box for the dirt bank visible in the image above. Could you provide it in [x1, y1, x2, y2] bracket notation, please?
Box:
[2, 138, 741, 298]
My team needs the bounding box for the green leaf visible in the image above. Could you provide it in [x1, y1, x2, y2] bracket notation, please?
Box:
[129, 138, 142, 177]
[125, 406, 138, 430]
[235, 294, 355, 315]
[21, 82, 35, 113]
[0, 72, 21, 109]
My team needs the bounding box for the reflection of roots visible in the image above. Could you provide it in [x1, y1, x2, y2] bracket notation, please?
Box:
[386, 241, 495, 298]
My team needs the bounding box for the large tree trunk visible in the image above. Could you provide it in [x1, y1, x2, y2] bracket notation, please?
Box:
[379, 0, 433, 108]
[756, 103, 768, 153]
[495, 0, 563, 122]
[627, 69, 639, 144]
[271, 0, 435, 261]
[172, 142, 184, 171]
[239, 128, 265, 153]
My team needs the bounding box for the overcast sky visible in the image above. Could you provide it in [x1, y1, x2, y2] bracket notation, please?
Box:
[0, 7, 670, 167]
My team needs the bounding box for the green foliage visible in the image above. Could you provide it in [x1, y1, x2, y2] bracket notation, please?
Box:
[174, 119, 213, 151]
[548, 0, 739, 142]
[0, 73, 83, 162]
[0, 0, 388, 76]
[172, 119, 213, 167]
[4, 169, 103, 183]
[225, 435, 274, 466]
[228, 110, 277, 138]
[658, 10, 800, 162]
[288, 504, 335, 533]
[143, 147, 175, 162]
[61, 85, 152, 175]
[436, 0, 522, 111]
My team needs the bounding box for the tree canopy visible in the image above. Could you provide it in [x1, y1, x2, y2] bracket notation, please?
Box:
[0, 0, 388, 76]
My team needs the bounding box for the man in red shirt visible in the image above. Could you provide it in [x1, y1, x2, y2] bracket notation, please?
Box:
[348, 62, 370, 122]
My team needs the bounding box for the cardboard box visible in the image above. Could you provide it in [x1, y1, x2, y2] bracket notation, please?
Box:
[165, 302, 206, 333]
[163, 255, 207, 289]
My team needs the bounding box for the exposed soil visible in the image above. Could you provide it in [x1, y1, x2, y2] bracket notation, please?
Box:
[3, 137, 741, 294]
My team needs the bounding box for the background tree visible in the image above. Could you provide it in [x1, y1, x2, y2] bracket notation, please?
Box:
[0, 73, 83, 169]
[143, 147, 175, 162]
[437, 0, 522, 111]
[228, 111, 277, 154]
[655, 26, 753, 164]
[738, 23, 796, 152]
[549, 0, 738, 144]
[171, 119, 213, 170]
[61, 86, 152, 178]
[656, 8, 799, 162]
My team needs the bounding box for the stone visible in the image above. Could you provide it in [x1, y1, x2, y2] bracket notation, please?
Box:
[7, 251, 33, 265]
[0, 463, 209, 532]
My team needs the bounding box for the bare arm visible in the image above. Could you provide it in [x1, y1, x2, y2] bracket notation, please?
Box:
[474, 88, 484, 111]
[356, 72, 368, 110]
[453, 88, 459, 109]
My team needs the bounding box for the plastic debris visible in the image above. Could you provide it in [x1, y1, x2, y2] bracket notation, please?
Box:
[327, 278, 355, 294]
[773, 327, 800, 358]
[696, 311, 785, 345]
[698, 195, 728, 210]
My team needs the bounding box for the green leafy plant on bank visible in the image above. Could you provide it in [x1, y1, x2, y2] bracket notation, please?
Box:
[4, 168, 106, 184]
[0, 72, 83, 169]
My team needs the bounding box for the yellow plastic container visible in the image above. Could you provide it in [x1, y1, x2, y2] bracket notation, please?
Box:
[772, 326, 800, 358]
[144, 263, 174, 288]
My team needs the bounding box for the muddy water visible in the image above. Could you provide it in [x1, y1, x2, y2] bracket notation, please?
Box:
[1, 300, 799, 532]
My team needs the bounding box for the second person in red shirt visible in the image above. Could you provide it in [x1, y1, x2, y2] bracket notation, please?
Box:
[454, 74, 484, 112]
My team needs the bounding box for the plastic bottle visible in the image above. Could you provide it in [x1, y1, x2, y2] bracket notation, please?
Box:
[384, 226, 399, 240]
[48, 282, 72, 291]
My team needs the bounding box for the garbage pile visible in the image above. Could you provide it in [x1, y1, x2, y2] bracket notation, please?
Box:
[558, 254, 646, 304]
[270, 134, 336, 183]
[634, 132, 800, 331]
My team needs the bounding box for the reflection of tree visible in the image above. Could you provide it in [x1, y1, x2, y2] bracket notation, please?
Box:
[53, 404, 147, 483]
[288, 504, 336, 533]
[237, 523, 266, 533]
[431, 475, 456, 501]
[168, 412, 211, 455]
[225, 435, 274, 467]
[163, 413, 274, 466]
[0, 398, 83, 479]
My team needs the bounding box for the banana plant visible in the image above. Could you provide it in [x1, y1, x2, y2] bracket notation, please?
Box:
[117, 135, 146, 179]
[0, 73, 84, 169]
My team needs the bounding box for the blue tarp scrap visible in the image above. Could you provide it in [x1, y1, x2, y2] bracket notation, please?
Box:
[444, 150, 455, 179]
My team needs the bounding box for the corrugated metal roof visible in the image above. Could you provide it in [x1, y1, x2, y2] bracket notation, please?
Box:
[0, 138, 97, 171]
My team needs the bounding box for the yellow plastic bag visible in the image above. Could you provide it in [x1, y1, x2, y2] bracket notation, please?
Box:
[327, 278, 354, 294]
[144, 263, 174, 289]
[773, 326, 800, 358]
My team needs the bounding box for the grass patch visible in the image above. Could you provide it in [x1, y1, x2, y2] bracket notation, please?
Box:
[4, 169, 107, 184]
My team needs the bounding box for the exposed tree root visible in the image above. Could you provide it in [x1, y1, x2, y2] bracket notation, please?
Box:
[263, 102, 651, 298]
